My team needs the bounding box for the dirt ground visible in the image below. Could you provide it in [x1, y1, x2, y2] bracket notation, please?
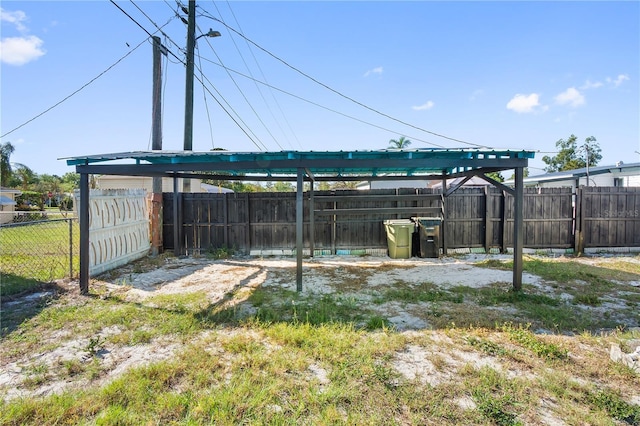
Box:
[1, 253, 639, 409]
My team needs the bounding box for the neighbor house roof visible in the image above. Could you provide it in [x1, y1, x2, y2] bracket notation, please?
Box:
[505, 162, 640, 186]
[0, 195, 17, 205]
[0, 187, 22, 194]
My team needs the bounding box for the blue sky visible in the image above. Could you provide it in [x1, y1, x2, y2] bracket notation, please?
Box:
[1, 1, 638, 177]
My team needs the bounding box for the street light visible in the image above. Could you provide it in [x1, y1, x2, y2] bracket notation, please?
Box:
[196, 29, 221, 40]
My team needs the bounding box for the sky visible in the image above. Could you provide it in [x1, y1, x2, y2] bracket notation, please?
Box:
[1, 0, 639, 177]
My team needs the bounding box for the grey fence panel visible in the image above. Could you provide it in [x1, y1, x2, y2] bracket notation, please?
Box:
[583, 187, 640, 247]
[503, 187, 575, 249]
[163, 187, 639, 255]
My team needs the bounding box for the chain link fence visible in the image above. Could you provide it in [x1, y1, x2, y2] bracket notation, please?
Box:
[0, 212, 79, 283]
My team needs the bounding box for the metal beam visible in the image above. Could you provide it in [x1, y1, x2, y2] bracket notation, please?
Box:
[74, 157, 530, 175]
[296, 168, 304, 291]
[513, 167, 524, 291]
[444, 175, 473, 197]
[79, 172, 90, 295]
[476, 173, 516, 196]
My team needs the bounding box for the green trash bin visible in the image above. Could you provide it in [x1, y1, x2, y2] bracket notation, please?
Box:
[412, 217, 441, 258]
[383, 219, 415, 259]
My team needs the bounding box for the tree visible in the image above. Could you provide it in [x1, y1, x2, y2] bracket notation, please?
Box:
[507, 168, 530, 181]
[542, 135, 602, 172]
[12, 164, 36, 190]
[389, 136, 411, 149]
[1, 142, 15, 185]
[60, 172, 80, 193]
[485, 171, 504, 182]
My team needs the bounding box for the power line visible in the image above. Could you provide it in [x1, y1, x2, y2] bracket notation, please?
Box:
[197, 45, 216, 149]
[1, 37, 148, 139]
[110, 0, 153, 38]
[201, 12, 489, 149]
[193, 63, 268, 150]
[197, 23, 284, 151]
[196, 55, 446, 148]
[117, 0, 266, 151]
[211, 0, 299, 150]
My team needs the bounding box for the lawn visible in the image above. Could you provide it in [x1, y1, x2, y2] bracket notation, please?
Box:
[0, 253, 638, 425]
[0, 219, 79, 295]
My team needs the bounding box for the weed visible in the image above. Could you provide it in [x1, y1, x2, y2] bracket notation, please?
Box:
[84, 336, 105, 356]
[573, 293, 601, 306]
[473, 390, 522, 426]
[502, 323, 568, 360]
[208, 246, 234, 260]
[21, 363, 49, 389]
[467, 336, 509, 356]
[61, 359, 85, 377]
[469, 367, 525, 426]
[380, 281, 464, 304]
[588, 388, 640, 424]
[364, 315, 391, 331]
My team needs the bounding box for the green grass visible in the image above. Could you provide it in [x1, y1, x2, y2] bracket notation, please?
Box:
[377, 281, 464, 304]
[0, 219, 79, 293]
[475, 256, 640, 313]
[501, 323, 568, 360]
[2, 256, 639, 425]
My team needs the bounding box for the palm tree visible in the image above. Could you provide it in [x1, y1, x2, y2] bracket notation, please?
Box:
[388, 136, 411, 149]
[0, 142, 15, 185]
[13, 164, 35, 191]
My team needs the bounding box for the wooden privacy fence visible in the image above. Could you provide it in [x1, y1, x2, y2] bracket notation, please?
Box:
[162, 187, 640, 255]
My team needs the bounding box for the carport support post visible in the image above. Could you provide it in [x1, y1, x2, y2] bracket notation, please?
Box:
[513, 166, 524, 291]
[441, 172, 447, 255]
[79, 171, 90, 295]
[173, 176, 180, 256]
[309, 179, 314, 258]
[296, 168, 304, 291]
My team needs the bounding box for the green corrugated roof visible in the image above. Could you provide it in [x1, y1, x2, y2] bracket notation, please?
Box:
[64, 149, 534, 178]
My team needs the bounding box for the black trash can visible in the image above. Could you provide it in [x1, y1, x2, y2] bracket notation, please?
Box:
[413, 217, 441, 258]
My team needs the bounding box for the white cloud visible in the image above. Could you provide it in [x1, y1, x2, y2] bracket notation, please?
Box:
[1, 8, 28, 33]
[363, 66, 383, 77]
[412, 101, 434, 111]
[0, 35, 46, 65]
[0, 8, 45, 65]
[580, 80, 603, 90]
[554, 87, 585, 107]
[607, 74, 629, 87]
[506, 93, 543, 113]
[469, 89, 484, 101]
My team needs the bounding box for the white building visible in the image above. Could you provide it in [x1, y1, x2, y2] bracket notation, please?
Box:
[96, 175, 232, 193]
[507, 162, 640, 189]
[0, 187, 22, 224]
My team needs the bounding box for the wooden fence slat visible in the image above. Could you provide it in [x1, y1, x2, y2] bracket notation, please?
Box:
[163, 187, 640, 254]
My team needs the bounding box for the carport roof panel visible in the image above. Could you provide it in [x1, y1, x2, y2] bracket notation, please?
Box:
[64, 149, 534, 175]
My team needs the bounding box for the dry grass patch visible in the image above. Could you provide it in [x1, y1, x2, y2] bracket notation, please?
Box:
[2, 254, 639, 425]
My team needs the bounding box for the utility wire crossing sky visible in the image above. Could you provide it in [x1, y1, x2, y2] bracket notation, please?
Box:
[1, 1, 638, 176]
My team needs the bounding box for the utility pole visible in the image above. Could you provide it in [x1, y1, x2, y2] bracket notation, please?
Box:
[585, 144, 590, 187]
[151, 35, 167, 255]
[183, 0, 196, 193]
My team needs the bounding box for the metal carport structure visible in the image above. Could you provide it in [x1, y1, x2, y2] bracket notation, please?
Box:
[65, 148, 534, 294]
